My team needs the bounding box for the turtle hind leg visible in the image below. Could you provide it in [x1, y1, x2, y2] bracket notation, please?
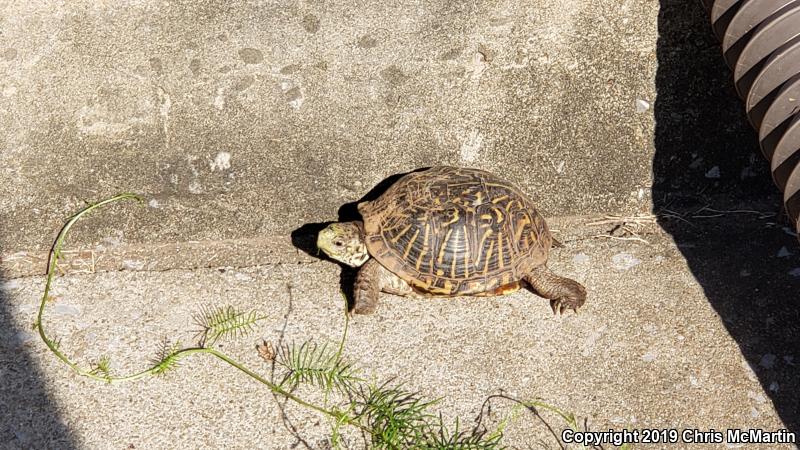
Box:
[524, 266, 586, 315]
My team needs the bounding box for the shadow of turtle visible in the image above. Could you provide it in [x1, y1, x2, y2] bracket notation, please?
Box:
[290, 168, 428, 309]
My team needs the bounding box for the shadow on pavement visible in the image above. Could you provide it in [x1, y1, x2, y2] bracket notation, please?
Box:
[654, 0, 800, 433]
[0, 240, 78, 447]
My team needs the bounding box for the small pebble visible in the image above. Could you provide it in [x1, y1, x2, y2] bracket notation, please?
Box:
[759, 353, 776, 369]
[13, 429, 30, 446]
[102, 236, 123, 247]
[122, 260, 145, 270]
[788, 268, 800, 277]
[234, 272, 252, 282]
[783, 355, 794, 365]
[148, 199, 160, 209]
[210, 151, 232, 171]
[13, 331, 34, 347]
[641, 350, 657, 362]
[777, 246, 792, 258]
[705, 166, 721, 179]
[572, 252, 590, 264]
[740, 166, 756, 179]
[53, 304, 80, 316]
[3, 279, 20, 290]
[769, 381, 779, 392]
[750, 407, 760, 418]
[635, 99, 650, 113]
[612, 252, 641, 271]
[739, 269, 751, 277]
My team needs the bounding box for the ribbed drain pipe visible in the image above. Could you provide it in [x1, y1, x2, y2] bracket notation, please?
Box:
[702, 0, 800, 235]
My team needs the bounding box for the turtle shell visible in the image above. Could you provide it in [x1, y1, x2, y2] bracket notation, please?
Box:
[358, 166, 552, 296]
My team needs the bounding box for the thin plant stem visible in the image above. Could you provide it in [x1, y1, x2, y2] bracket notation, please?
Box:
[324, 291, 351, 404]
[33, 193, 368, 433]
[36, 193, 144, 383]
[206, 348, 366, 431]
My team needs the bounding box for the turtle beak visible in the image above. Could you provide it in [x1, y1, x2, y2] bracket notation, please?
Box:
[316, 226, 336, 257]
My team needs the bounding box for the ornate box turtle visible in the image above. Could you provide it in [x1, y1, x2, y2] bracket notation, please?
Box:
[317, 166, 586, 314]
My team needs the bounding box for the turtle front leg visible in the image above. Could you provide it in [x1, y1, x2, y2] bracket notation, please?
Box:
[353, 259, 415, 314]
[524, 266, 586, 315]
[353, 259, 381, 314]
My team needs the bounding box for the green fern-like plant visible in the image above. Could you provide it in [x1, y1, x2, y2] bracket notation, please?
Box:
[194, 305, 266, 347]
[353, 381, 438, 448]
[47, 336, 62, 352]
[275, 340, 362, 395]
[421, 415, 504, 449]
[88, 355, 113, 382]
[150, 338, 184, 376]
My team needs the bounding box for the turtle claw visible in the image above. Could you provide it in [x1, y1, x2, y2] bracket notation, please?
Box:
[550, 298, 580, 316]
[550, 299, 568, 315]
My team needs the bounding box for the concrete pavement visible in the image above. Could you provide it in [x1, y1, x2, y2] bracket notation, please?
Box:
[1, 214, 798, 448]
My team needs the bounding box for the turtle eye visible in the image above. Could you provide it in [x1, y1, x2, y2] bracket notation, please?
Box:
[333, 239, 344, 247]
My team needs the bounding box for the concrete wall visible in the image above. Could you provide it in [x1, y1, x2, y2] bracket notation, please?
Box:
[1, 0, 659, 253]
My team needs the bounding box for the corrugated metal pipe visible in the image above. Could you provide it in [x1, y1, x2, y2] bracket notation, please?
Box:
[702, 0, 800, 235]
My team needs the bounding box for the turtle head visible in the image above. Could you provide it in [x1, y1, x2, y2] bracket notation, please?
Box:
[317, 221, 369, 267]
